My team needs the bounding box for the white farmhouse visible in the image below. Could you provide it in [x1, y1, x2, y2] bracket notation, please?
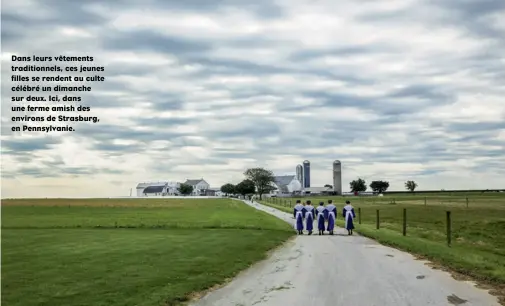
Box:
[183, 179, 211, 196]
[269, 175, 302, 196]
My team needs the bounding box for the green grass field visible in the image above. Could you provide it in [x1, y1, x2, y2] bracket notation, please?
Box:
[261, 192, 505, 300]
[1, 198, 294, 306]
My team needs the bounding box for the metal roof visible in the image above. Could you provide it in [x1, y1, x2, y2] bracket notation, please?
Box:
[136, 182, 167, 188]
[274, 175, 296, 187]
[184, 179, 207, 186]
[143, 186, 165, 193]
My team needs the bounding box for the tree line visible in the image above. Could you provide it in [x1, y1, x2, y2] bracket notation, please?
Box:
[349, 178, 418, 193]
[220, 167, 420, 197]
[221, 168, 276, 199]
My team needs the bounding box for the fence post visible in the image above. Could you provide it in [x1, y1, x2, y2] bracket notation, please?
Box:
[424, 197, 427, 206]
[403, 208, 407, 236]
[446, 211, 451, 246]
[358, 207, 362, 224]
[466, 197, 469, 208]
[289, 201, 292, 207]
[376, 209, 380, 229]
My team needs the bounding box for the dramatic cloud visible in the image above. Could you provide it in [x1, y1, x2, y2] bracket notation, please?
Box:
[1, 0, 504, 197]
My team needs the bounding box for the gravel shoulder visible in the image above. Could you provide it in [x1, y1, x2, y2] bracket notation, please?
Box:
[189, 200, 500, 306]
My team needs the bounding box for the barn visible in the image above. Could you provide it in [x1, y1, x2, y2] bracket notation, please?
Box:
[136, 182, 168, 197]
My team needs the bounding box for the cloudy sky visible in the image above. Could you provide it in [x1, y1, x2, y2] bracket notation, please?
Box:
[1, 0, 504, 198]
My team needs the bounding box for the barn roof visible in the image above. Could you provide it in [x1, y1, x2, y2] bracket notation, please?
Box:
[274, 175, 296, 187]
[184, 179, 207, 186]
[143, 186, 164, 193]
[136, 182, 167, 188]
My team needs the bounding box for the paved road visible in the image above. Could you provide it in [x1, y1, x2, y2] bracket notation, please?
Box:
[190, 201, 499, 306]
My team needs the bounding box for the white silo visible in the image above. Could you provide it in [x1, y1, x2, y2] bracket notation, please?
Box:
[333, 160, 342, 195]
[296, 164, 303, 185]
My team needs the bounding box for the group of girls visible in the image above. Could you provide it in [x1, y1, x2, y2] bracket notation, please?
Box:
[293, 199, 356, 236]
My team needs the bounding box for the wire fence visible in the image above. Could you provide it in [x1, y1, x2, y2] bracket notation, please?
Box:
[261, 196, 505, 249]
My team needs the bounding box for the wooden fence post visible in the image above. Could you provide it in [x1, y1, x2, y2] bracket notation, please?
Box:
[358, 207, 362, 224]
[403, 208, 407, 236]
[424, 197, 427, 206]
[376, 209, 380, 229]
[466, 197, 469, 208]
[446, 211, 452, 246]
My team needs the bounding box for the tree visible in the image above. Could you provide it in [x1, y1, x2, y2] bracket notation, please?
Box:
[370, 180, 390, 193]
[405, 180, 418, 192]
[244, 167, 276, 200]
[324, 184, 333, 189]
[178, 183, 193, 196]
[349, 178, 367, 193]
[220, 183, 236, 196]
[235, 179, 256, 197]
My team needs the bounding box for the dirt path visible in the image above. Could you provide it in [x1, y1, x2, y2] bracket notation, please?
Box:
[189, 200, 499, 306]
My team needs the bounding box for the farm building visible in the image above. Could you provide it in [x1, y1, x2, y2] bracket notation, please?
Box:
[302, 186, 333, 195]
[136, 181, 180, 196]
[269, 175, 302, 196]
[183, 179, 211, 196]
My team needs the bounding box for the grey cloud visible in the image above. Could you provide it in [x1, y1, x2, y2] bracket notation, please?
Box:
[102, 30, 213, 56]
[92, 142, 144, 153]
[2, 137, 60, 153]
[16, 167, 60, 178]
[288, 44, 401, 61]
[16, 165, 124, 178]
[78, 124, 192, 154]
[358, 0, 505, 43]
[446, 122, 505, 133]
[200, 117, 282, 139]
[1, 1, 106, 45]
[138, 0, 285, 19]
[431, 0, 505, 41]
[135, 117, 192, 127]
[185, 57, 290, 75]
[186, 57, 373, 85]
[385, 84, 454, 102]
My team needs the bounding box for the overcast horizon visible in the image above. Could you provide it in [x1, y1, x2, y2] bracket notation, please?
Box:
[2, 0, 505, 198]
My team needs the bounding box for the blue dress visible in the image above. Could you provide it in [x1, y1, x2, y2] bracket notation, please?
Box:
[315, 206, 326, 231]
[326, 204, 336, 231]
[293, 204, 305, 231]
[305, 206, 315, 231]
[343, 205, 356, 230]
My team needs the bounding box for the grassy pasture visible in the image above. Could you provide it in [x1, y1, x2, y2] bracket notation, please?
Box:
[261, 192, 505, 299]
[1, 198, 294, 306]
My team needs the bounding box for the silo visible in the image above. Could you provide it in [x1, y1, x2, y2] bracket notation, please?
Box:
[303, 160, 310, 188]
[296, 164, 303, 185]
[333, 160, 342, 195]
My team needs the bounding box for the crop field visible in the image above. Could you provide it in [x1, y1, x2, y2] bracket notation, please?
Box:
[1, 198, 294, 306]
[261, 192, 505, 298]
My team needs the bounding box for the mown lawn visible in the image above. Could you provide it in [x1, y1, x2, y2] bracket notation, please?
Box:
[260, 193, 505, 298]
[1, 198, 294, 306]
